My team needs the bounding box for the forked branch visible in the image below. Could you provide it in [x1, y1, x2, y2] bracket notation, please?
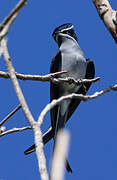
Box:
[0, 0, 27, 40]
[2, 37, 49, 180]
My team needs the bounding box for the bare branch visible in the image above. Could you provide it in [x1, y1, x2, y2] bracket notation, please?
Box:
[0, 126, 31, 137]
[2, 39, 35, 125]
[52, 77, 100, 85]
[33, 124, 49, 180]
[0, 0, 49, 178]
[0, 70, 100, 85]
[0, 104, 21, 126]
[93, 0, 117, 43]
[0, 0, 27, 40]
[38, 84, 117, 126]
[2, 39, 49, 180]
[0, 70, 67, 81]
[50, 130, 70, 180]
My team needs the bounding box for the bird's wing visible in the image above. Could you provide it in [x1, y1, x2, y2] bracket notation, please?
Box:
[24, 59, 95, 156]
[24, 51, 62, 156]
[24, 58, 94, 173]
[50, 51, 62, 129]
[66, 58, 95, 121]
[50, 51, 72, 173]
[50, 53, 95, 126]
[50, 55, 95, 133]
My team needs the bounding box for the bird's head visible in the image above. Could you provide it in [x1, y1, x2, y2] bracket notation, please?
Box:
[52, 23, 78, 46]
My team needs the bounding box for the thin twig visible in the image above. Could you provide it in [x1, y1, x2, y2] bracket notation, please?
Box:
[0, 70, 67, 81]
[38, 84, 117, 126]
[0, 126, 31, 137]
[52, 77, 100, 85]
[0, 104, 21, 126]
[0, 0, 27, 40]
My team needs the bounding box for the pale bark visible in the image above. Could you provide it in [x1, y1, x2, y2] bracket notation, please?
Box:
[93, 0, 117, 43]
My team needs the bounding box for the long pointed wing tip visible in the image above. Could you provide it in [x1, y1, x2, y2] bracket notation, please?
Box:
[24, 149, 35, 155]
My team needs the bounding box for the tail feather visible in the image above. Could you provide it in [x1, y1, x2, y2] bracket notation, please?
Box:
[66, 159, 72, 173]
[24, 125, 72, 173]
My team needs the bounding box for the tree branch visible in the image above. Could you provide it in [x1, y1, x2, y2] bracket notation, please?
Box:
[0, 1, 49, 178]
[2, 39, 35, 125]
[2, 82, 115, 139]
[2, 39, 49, 180]
[0, 126, 31, 137]
[0, 0, 27, 40]
[0, 70, 67, 81]
[0, 104, 21, 126]
[52, 77, 100, 85]
[0, 70, 100, 85]
[38, 84, 117, 126]
[93, 0, 117, 43]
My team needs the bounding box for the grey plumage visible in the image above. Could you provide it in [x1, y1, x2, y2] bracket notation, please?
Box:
[50, 30, 87, 132]
[24, 23, 95, 173]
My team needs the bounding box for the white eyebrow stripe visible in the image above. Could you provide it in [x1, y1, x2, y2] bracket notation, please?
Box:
[60, 25, 74, 32]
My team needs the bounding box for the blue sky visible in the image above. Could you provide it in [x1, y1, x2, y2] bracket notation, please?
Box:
[0, 0, 117, 180]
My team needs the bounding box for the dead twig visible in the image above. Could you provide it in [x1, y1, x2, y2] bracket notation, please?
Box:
[52, 77, 100, 85]
[0, 70, 67, 81]
[0, 70, 100, 85]
[38, 84, 117, 127]
[0, 0, 27, 40]
[0, 104, 21, 126]
[0, 126, 31, 137]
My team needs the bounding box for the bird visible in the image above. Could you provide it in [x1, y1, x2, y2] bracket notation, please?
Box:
[24, 23, 95, 173]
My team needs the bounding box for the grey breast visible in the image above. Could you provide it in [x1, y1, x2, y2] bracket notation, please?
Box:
[60, 47, 87, 94]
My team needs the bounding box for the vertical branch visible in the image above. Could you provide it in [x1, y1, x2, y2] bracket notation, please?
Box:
[2, 39, 49, 180]
[0, 0, 49, 178]
[34, 124, 49, 180]
[93, 0, 117, 43]
[2, 39, 34, 125]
